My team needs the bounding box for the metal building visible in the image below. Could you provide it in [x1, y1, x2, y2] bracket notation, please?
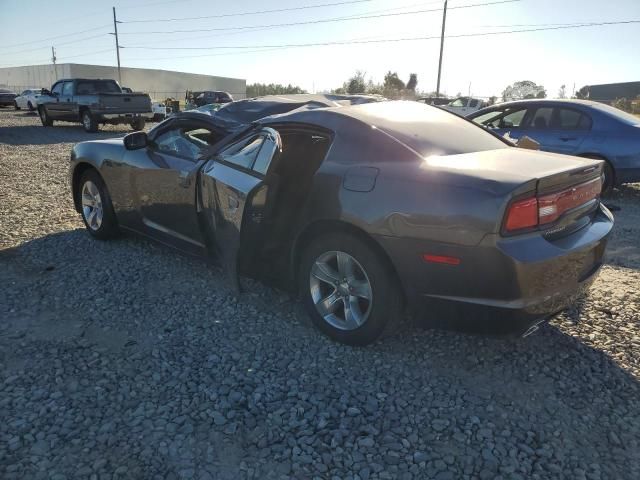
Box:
[0, 63, 246, 101]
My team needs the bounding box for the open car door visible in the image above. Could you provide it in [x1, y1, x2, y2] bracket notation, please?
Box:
[199, 127, 282, 292]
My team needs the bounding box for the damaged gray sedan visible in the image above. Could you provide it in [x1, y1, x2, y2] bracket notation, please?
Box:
[69, 95, 613, 345]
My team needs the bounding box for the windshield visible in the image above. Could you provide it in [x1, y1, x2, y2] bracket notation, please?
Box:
[76, 80, 121, 94]
[591, 102, 640, 125]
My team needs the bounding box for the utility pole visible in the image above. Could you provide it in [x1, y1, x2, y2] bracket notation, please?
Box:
[112, 7, 122, 84]
[436, 0, 448, 97]
[51, 46, 58, 81]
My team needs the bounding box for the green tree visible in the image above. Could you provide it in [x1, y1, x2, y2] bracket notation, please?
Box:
[347, 71, 367, 94]
[406, 73, 418, 91]
[246, 83, 307, 97]
[502, 80, 546, 102]
[383, 71, 406, 91]
[558, 84, 567, 99]
[575, 85, 590, 99]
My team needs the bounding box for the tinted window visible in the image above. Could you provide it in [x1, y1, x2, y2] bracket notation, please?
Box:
[556, 108, 592, 130]
[528, 107, 553, 129]
[62, 82, 74, 96]
[51, 83, 63, 96]
[469, 99, 478, 108]
[76, 80, 121, 94]
[153, 125, 219, 161]
[219, 135, 265, 170]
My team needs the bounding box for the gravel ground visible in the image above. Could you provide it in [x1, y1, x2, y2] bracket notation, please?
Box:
[1, 109, 639, 480]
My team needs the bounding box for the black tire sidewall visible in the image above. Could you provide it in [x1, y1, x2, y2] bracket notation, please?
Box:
[78, 170, 118, 240]
[39, 107, 52, 126]
[27, 101, 34, 111]
[82, 111, 98, 132]
[299, 232, 402, 346]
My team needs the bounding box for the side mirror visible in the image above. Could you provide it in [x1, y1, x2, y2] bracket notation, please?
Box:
[124, 131, 148, 150]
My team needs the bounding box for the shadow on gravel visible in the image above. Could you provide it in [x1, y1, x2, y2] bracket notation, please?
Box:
[2, 229, 639, 478]
[0, 125, 133, 145]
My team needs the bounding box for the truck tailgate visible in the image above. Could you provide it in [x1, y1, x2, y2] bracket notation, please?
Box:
[99, 93, 151, 113]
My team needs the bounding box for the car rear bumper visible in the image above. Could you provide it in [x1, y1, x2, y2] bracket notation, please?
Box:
[98, 112, 154, 123]
[376, 204, 614, 334]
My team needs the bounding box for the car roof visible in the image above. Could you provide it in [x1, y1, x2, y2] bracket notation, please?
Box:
[487, 98, 604, 108]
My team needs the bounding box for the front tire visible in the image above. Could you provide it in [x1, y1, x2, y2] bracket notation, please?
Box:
[38, 107, 53, 126]
[131, 117, 146, 131]
[299, 232, 402, 346]
[14, 101, 20, 111]
[78, 170, 119, 240]
[27, 101, 34, 111]
[82, 110, 99, 132]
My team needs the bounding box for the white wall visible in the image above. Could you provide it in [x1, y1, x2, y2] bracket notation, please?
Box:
[0, 64, 70, 91]
[0, 63, 246, 100]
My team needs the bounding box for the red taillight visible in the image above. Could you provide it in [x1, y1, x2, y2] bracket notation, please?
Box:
[504, 177, 601, 234]
[505, 197, 538, 232]
[538, 177, 601, 225]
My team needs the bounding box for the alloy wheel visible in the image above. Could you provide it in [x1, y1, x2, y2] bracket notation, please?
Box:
[309, 250, 373, 330]
[81, 181, 103, 231]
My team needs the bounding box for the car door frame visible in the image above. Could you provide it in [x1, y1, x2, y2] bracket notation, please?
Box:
[199, 127, 283, 291]
[46, 81, 66, 118]
[125, 117, 230, 254]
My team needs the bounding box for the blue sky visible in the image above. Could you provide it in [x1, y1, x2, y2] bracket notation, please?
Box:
[1, 0, 639, 97]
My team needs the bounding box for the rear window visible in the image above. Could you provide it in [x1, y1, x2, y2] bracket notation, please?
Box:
[347, 101, 509, 159]
[76, 80, 121, 94]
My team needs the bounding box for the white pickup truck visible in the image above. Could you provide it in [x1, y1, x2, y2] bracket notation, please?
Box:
[439, 96, 489, 116]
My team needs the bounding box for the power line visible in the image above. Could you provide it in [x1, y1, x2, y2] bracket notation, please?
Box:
[2, 25, 112, 49]
[4, 34, 110, 56]
[117, 0, 521, 35]
[119, 0, 447, 47]
[122, 19, 640, 51]
[121, 0, 374, 23]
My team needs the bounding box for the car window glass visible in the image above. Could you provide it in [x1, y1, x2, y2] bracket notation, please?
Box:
[154, 125, 219, 161]
[529, 107, 553, 129]
[450, 98, 465, 107]
[555, 108, 583, 129]
[21, 90, 29, 96]
[469, 99, 478, 108]
[500, 108, 527, 128]
[52, 83, 63, 96]
[219, 135, 265, 170]
[578, 114, 592, 130]
[472, 110, 504, 126]
[62, 82, 73, 96]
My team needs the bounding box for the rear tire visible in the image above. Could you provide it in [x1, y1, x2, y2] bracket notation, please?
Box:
[38, 107, 53, 126]
[131, 117, 146, 131]
[77, 169, 119, 240]
[299, 232, 402, 346]
[82, 110, 99, 132]
[580, 154, 614, 197]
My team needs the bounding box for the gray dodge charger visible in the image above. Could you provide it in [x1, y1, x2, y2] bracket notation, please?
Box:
[69, 95, 613, 345]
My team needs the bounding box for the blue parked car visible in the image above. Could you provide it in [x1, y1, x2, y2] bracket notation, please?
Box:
[467, 99, 640, 193]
